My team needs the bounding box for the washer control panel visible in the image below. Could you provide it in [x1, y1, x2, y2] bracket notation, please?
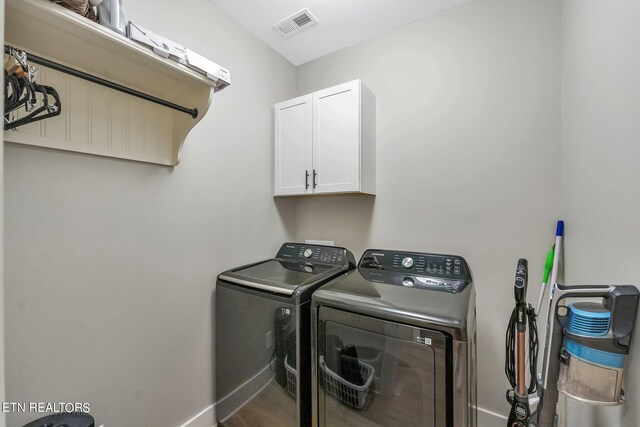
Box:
[358, 249, 471, 292]
[276, 243, 353, 267]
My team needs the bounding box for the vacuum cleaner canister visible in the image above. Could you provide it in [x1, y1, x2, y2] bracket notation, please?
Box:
[558, 302, 626, 405]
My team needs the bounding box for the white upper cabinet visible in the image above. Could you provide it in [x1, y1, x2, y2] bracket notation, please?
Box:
[275, 95, 313, 195]
[274, 80, 376, 196]
[312, 81, 360, 193]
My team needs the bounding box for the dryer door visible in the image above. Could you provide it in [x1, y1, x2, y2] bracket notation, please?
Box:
[315, 307, 450, 427]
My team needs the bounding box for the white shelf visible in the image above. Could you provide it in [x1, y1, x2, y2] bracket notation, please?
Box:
[4, 0, 224, 166]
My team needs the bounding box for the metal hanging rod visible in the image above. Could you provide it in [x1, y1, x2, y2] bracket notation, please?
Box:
[4, 45, 198, 118]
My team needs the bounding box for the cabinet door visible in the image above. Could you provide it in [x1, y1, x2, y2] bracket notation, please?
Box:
[274, 95, 313, 195]
[312, 81, 360, 194]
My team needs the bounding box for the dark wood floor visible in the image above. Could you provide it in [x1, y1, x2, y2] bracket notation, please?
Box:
[221, 342, 435, 426]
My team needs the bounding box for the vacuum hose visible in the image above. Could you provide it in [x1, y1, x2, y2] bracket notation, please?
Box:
[505, 258, 539, 426]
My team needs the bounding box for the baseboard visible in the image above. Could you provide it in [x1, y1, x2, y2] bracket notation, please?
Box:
[178, 397, 505, 427]
[183, 364, 272, 427]
[216, 364, 273, 422]
[179, 404, 215, 427]
[478, 406, 508, 426]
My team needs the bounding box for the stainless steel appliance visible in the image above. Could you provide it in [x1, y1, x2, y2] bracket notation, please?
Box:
[215, 243, 355, 427]
[312, 249, 477, 426]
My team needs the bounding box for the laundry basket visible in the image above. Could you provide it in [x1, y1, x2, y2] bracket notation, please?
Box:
[319, 356, 374, 409]
[284, 355, 296, 397]
[356, 346, 382, 373]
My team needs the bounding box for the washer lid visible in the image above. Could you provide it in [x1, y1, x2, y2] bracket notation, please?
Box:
[218, 243, 356, 297]
[220, 259, 340, 296]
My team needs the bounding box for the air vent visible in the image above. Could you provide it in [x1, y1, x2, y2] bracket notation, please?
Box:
[275, 9, 318, 36]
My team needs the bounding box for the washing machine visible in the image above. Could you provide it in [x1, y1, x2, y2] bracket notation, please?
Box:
[216, 242, 356, 427]
[311, 249, 477, 427]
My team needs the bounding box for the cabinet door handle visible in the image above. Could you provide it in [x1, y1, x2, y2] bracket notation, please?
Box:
[313, 169, 317, 189]
[305, 170, 309, 189]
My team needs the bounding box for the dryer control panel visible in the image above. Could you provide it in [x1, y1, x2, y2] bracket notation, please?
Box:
[276, 243, 355, 268]
[359, 249, 471, 292]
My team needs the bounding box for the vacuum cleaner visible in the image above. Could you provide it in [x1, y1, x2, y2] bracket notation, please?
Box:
[505, 258, 538, 427]
[533, 283, 638, 426]
[505, 229, 639, 426]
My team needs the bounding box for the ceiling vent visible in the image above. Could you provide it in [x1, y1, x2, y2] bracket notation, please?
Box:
[275, 9, 318, 36]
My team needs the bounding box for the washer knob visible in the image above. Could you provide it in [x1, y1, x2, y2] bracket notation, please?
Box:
[402, 257, 414, 268]
[303, 249, 313, 258]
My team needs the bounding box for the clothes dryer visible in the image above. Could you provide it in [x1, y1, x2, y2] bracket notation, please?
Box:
[312, 249, 476, 427]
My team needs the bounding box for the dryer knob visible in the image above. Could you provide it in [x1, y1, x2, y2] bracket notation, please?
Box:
[304, 249, 313, 258]
[402, 278, 414, 287]
[402, 257, 414, 268]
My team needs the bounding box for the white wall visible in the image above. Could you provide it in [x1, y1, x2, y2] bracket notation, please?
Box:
[4, 0, 297, 425]
[8, 1, 639, 426]
[561, 1, 640, 426]
[293, 0, 562, 421]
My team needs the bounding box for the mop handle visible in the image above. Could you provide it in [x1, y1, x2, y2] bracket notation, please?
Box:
[535, 244, 555, 315]
[549, 221, 563, 287]
[537, 221, 564, 378]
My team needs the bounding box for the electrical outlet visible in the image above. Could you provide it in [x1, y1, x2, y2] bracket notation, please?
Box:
[266, 330, 273, 350]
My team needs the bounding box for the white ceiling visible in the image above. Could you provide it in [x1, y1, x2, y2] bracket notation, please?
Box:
[209, 0, 470, 66]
